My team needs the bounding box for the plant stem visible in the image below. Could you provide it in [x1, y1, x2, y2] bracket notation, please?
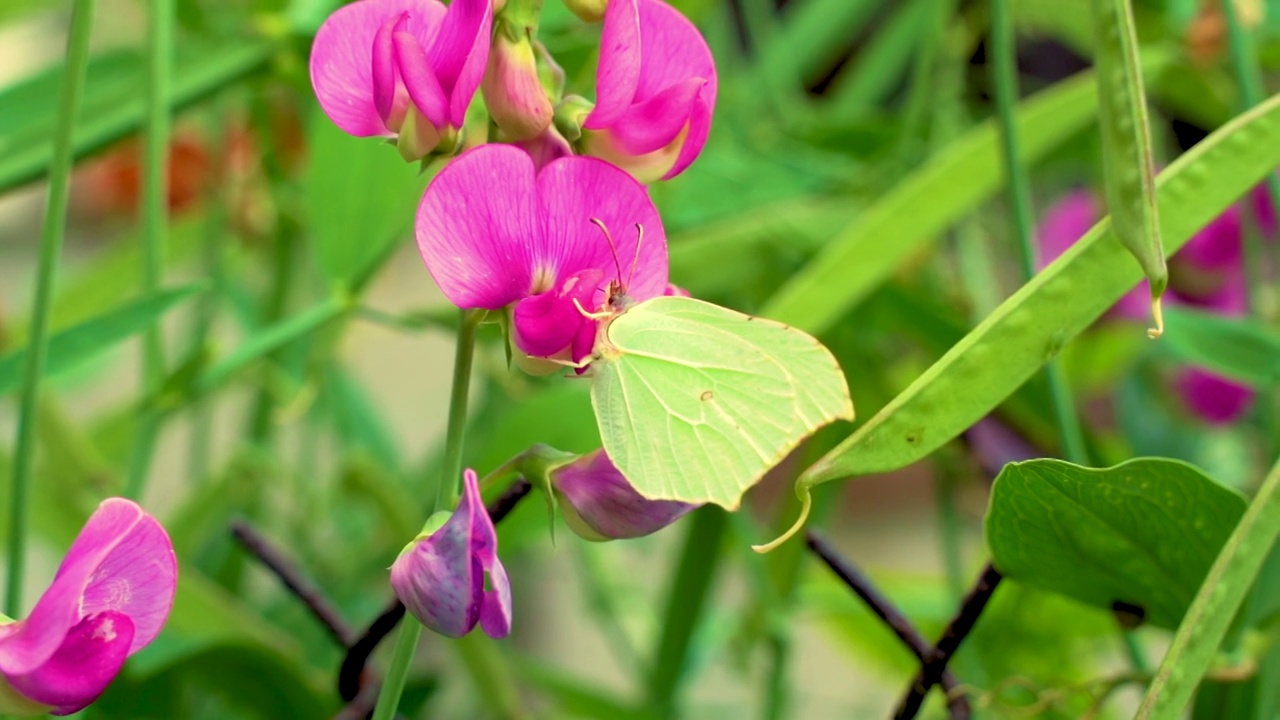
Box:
[4, 0, 96, 616]
[371, 308, 481, 720]
[124, 0, 174, 500]
[988, 0, 1089, 465]
[1222, 0, 1279, 317]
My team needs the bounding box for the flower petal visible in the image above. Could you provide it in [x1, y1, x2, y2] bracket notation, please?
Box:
[0, 499, 170, 676]
[664, 92, 712, 179]
[631, 0, 717, 104]
[394, 27, 449, 128]
[512, 268, 605, 357]
[428, 0, 493, 126]
[601, 77, 703, 156]
[1177, 368, 1255, 425]
[585, 0, 642, 128]
[310, 0, 446, 137]
[460, 469, 511, 637]
[479, 558, 512, 638]
[390, 514, 477, 638]
[535, 156, 668, 302]
[554, 450, 695, 539]
[416, 145, 539, 309]
[5, 611, 135, 717]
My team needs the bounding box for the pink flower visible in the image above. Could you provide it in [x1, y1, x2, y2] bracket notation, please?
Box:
[1037, 188, 1268, 424]
[390, 470, 511, 638]
[580, 0, 717, 182]
[0, 499, 176, 716]
[309, 0, 492, 160]
[551, 450, 696, 540]
[416, 144, 668, 364]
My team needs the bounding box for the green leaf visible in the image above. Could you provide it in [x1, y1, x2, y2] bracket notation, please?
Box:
[303, 109, 428, 291]
[592, 296, 852, 509]
[1093, 0, 1167, 324]
[1138, 456, 1280, 718]
[1161, 306, 1280, 388]
[761, 67, 1107, 334]
[798, 90, 1280, 488]
[985, 458, 1246, 630]
[0, 40, 273, 193]
[0, 284, 204, 396]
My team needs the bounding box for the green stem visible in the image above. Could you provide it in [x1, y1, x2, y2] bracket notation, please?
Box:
[1222, 0, 1280, 319]
[371, 308, 481, 720]
[989, 0, 1089, 466]
[124, 0, 174, 500]
[5, 0, 96, 616]
[647, 506, 728, 716]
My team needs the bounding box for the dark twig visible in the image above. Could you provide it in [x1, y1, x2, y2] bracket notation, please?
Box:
[805, 532, 971, 720]
[231, 518, 356, 647]
[334, 478, 534, 711]
[894, 563, 1004, 720]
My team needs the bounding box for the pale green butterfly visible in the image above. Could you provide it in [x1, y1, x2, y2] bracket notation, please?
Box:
[577, 221, 855, 511]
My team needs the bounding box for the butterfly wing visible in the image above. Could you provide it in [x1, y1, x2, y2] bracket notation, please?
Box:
[591, 296, 854, 509]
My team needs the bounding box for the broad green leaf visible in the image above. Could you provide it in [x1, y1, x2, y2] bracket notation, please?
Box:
[0, 284, 204, 396]
[799, 91, 1280, 489]
[1162, 306, 1280, 388]
[0, 40, 273, 193]
[1093, 0, 1167, 330]
[303, 109, 427, 290]
[1138, 455, 1280, 718]
[985, 458, 1246, 630]
[761, 67, 1108, 334]
[592, 296, 852, 509]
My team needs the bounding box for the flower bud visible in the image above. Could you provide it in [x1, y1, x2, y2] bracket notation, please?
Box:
[550, 450, 695, 540]
[561, 0, 608, 22]
[390, 470, 512, 638]
[482, 28, 555, 141]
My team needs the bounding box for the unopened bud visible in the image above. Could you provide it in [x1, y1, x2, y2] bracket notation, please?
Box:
[482, 29, 555, 141]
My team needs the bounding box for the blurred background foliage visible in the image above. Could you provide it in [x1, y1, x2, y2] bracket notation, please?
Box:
[1, 0, 1278, 718]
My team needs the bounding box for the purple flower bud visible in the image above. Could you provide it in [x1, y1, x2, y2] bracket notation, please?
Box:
[390, 469, 512, 638]
[552, 450, 695, 540]
[0, 499, 176, 716]
[482, 29, 555, 141]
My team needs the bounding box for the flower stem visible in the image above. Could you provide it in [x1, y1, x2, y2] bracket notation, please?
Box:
[124, 0, 174, 500]
[988, 0, 1089, 466]
[371, 308, 481, 720]
[4, 0, 96, 617]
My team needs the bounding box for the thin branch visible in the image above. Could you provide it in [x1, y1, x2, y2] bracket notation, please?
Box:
[231, 519, 356, 647]
[894, 563, 1004, 720]
[805, 532, 971, 720]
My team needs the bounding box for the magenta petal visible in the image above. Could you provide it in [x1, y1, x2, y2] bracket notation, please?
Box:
[513, 269, 605, 357]
[603, 77, 703, 156]
[394, 29, 449, 128]
[416, 145, 540, 309]
[1036, 190, 1097, 268]
[310, 0, 446, 137]
[1177, 368, 1255, 425]
[632, 0, 717, 103]
[428, 0, 493, 126]
[554, 450, 696, 539]
[535, 156, 669, 302]
[372, 16, 403, 127]
[585, 0, 642, 128]
[0, 499, 173, 676]
[664, 94, 712, 179]
[6, 611, 135, 716]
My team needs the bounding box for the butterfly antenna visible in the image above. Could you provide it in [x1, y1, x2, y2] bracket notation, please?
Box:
[627, 223, 644, 287]
[590, 217, 624, 285]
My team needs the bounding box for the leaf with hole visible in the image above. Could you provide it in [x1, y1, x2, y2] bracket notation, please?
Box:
[985, 458, 1246, 630]
[591, 296, 853, 510]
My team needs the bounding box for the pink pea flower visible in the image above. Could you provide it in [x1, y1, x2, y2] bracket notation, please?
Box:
[0, 499, 176, 716]
[579, 0, 717, 182]
[390, 469, 512, 638]
[309, 0, 492, 161]
[416, 144, 668, 365]
[1038, 188, 1268, 424]
[552, 450, 696, 540]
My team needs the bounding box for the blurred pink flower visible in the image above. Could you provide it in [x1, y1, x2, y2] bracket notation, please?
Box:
[390, 470, 511, 638]
[415, 144, 668, 364]
[309, 0, 492, 160]
[1037, 187, 1269, 424]
[552, 450, 695, 540]
[580, 0, 717, 182]
[0, 499, 176, 716]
